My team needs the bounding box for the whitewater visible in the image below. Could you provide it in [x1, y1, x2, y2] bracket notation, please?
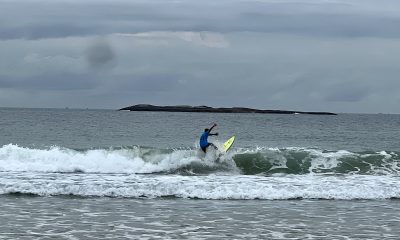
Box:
[1, 143, 400, 200]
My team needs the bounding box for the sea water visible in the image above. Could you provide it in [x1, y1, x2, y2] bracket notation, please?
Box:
[1, 108, 400, 239]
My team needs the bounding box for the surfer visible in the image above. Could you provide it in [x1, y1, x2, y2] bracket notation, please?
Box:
[200, 123, 219, 153]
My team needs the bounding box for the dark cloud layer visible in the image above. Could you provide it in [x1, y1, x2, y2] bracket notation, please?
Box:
[1, 0, 400, 113]
[2, 1, 400, 40]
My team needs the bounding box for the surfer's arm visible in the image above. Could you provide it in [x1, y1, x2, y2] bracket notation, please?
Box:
[208, 124, 218, 135]
[208, 123, 217, 133]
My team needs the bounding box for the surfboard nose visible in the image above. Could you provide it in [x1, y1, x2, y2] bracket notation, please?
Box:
[223, 136, 235, 152]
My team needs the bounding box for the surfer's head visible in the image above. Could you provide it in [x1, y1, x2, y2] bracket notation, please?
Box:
[204, 128, 209, 132]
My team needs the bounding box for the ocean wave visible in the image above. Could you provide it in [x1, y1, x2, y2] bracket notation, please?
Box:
[233, 147, 400, 175]
[0, 144, 399, 176]
[1, 173, 400, 200]
[2, 144, 400, 200]
[0, 144, 235, 174]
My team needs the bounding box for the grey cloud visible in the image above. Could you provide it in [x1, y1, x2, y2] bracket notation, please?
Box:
[238, 13, 400, 38]
[0, 1, 192, 39]
[280, 70, 371, 102]
[2, 1, 400, 40]
[128, 75, 179, 92]
[0, 25, 94, 40]
[0, 73, 98, 91]
[324, 83, 370, 102]
[109, 74, 182, 93]
[0, 72, 180, 93]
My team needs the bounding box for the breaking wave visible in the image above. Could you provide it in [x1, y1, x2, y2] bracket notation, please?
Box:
[234, 147, 400, 175]
[0, 144, 399, 175]
[1, 144, 400, 200]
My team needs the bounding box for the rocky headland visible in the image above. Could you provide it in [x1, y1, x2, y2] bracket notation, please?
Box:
[119, 104, 337, 115]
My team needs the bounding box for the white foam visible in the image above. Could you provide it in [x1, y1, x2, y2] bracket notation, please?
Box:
[236, 146, 363, 174]
[1, 173, 400, 200]
[1, 144, 400, 199]
[1, 144, 398, 176]
[0, 144, 202, 174]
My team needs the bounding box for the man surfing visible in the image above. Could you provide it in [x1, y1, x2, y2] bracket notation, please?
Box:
[200, 123, 219, 153]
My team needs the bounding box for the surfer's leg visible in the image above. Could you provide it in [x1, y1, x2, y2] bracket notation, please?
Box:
[209, 143, 218, 150]
[202, 143, 211, 153]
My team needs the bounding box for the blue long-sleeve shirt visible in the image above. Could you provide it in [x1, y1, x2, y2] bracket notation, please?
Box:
[200, 131, 210, 148]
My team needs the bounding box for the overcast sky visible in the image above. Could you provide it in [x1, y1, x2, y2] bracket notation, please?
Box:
[1, 0, 400, 113]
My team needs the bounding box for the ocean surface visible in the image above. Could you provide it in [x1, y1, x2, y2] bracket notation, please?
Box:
[1, 108, 400, 239]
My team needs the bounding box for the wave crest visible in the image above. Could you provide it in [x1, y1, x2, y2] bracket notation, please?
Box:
[1, 144, 399, 175]
[234, 147, 400, 175]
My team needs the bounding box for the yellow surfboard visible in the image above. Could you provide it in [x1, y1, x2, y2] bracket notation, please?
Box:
[223, 136, 235, 152]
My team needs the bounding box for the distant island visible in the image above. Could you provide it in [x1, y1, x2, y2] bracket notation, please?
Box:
[119, 104, 337, 115]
